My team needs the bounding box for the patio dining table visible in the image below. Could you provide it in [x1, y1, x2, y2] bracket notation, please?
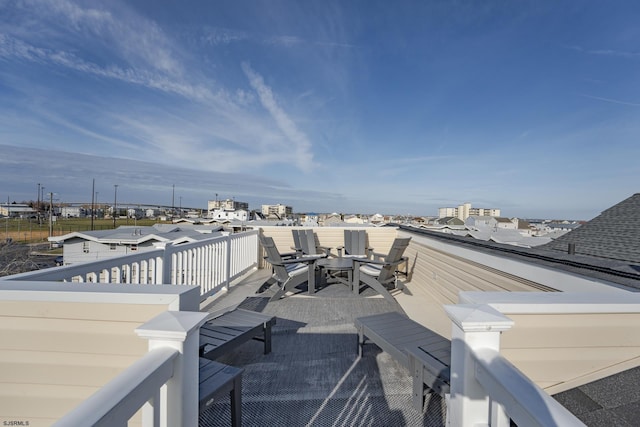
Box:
[316, 257, 354, 291]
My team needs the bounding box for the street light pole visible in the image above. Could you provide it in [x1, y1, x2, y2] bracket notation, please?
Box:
[113, 184, 118, 229]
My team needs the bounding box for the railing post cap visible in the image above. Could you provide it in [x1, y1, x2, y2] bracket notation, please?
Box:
[445, 304, 514, 332]
[135, 310, 209, 341]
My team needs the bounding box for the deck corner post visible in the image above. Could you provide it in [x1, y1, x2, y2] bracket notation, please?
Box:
[135, 311, 209, 427]
[445, 304, 513, 427]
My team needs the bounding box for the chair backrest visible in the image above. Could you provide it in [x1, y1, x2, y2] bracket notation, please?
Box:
[377, 237, 411, 284]
[293, 229, 322, 256]
[343, 230, 368, 256]
[258, 231, 290, 282]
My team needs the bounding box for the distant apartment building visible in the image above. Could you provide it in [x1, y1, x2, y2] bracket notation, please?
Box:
[207, 198, 249, 212]
[438, 202, 500, 221]
[261, 204, 292, 218]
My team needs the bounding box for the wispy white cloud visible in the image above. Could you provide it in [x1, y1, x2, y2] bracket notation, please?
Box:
[0, 34, 215, 101]
[201, 27, 249, 45]
[24, 0, 184, 76]
[1, 2, 320, 175]
[581, 94, 640, 107]
[242, 62, 316, 170]
[566, 45, 640, 59]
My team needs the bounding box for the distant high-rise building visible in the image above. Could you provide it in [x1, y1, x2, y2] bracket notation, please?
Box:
[438, 202, 500, 221]
[208, 198, 248, 212]
[261, 204, 292, 218]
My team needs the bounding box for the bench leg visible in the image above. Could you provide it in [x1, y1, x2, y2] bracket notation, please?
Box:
[230, 374, 242, 427]
[357, 329, 365, 357]
[410, 353, 425, 411]
[264, 323, 272, 354]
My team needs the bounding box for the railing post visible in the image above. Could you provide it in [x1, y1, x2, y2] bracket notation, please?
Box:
[445, 304, 514, 427]
[155, 242, 172, 284]
[135, 311, 209, 427]
[225, 234, 232, 290]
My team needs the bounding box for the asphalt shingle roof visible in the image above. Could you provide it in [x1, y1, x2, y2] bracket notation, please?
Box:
[543, 193, 640, 264]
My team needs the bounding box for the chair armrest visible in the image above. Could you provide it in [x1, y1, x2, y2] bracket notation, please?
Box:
[354, 257, 405, 268]
[318, 246, 332, 256]
[281, 250, 299, 259]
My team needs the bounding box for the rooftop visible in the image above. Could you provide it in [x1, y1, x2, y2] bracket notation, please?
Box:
[3, 194, 640, 425]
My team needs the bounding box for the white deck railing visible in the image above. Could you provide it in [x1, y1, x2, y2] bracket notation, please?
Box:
[52, 310, 208, 427]
[3, 230, 259, 300]
[53, 347, 179, 427]
[443, 291, 640, 427]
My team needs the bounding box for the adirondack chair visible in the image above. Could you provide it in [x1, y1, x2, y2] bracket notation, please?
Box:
[291, 229, 331, 257]
[353, 237, 411, 310]
[259, 231, 322, 300]
[337, 229, 373, 258]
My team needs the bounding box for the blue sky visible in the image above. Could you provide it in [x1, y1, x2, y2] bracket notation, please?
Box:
[1, 0, 639, 220]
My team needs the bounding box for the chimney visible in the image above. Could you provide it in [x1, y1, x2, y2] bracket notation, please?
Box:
[568, 243, 575, 255]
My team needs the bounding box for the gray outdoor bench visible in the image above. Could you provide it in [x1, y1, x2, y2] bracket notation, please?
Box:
[355, 311, 451, 410]
[198, 308, 277, 425]
[199, 308, 277, 360]
[199, 358, 243, 426]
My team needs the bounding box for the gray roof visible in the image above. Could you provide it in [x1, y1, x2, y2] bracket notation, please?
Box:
[542, 193, 640, 264]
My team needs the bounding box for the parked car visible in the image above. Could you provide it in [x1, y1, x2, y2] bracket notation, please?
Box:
[55, 256, 64, 266]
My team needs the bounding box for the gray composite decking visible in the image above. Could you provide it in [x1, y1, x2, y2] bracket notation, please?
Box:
[198, 270, 447, 427]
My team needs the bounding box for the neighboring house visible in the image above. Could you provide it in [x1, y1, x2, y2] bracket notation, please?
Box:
[436, 216, 465, 226]
[321, 213, 342, 226]
[547, 222, 582, 233]
[145, 208, 162, 218]
[343, 215, 366, 224]
[60, 206, 85, 218]
[208, 209, 248, 222]
[0, 203, 36, 218]
[49, 224, 224, 265]
[369, 213, 385, 224]
[491, 216, 517, 230]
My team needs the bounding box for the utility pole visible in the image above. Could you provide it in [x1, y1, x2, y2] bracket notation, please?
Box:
[48, 192, 53, 247]
[91, 178, 95, 231]
[5, 196, 9, 243]
[40, 186, 45, 226]
[172, 184, 175, 218]
[37, 183, 40, 215]
[113, 184, 118, 229]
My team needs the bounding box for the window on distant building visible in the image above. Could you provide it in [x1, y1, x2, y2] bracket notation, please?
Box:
[110, 243, 116, 251]
[130, 244, 138, 251]
[83, 242, 90, 253]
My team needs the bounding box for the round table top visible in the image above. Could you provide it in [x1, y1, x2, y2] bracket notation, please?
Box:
[316, 257, 353, 270]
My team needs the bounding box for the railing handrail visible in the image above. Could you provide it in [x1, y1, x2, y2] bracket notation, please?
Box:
[473, 347, 586, 427]
[2, 248, 164, 282]
[53, 346, 179, 427]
